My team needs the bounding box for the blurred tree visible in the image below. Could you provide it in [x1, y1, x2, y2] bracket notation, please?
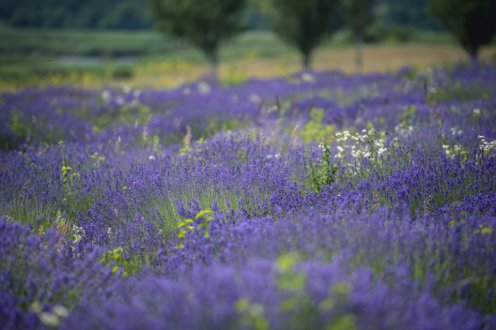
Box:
[150, 0, 247, 79]
[102, 2, 152, 29]
[260, 0, 342, 70]
[382, 0, 440, 30]
[428, 0, 496, 61]
[1, 0, 445, 32]
[1, 0, 153, 29]
[345, 0, 376, 73]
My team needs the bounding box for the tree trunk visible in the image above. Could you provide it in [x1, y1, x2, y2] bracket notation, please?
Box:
[465, 43, 479, 64]
[469, 50, 479, 64]
[354, 40, 363, 74]
[302, 52, 312, 71]
[205, 51, 219, 81]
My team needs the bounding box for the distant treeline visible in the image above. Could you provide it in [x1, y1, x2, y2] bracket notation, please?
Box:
[380, 0, 440, 30]
[0, 0, 440, 31]
[0, 0, 154, 29]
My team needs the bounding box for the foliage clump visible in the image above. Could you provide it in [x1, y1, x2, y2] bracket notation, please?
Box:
[428, 0, 496, 60]
[150, 0, 247, 78]
[260, 0, 342, 69]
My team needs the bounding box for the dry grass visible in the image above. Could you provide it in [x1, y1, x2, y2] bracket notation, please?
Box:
[2, 43, 494, 91]
[128, 44, 496, 89]
[313, 44, 496, 73]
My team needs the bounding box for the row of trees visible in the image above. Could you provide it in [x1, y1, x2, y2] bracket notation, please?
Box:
[150, 0, 376, 76]
[0, 0, 439, 31]
[151, 0, 496, 78]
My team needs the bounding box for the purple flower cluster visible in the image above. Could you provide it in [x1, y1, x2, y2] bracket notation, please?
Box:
[1, 63, 496, 329]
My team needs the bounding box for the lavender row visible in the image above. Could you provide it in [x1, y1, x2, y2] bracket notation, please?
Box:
[1, 63, 496, 329]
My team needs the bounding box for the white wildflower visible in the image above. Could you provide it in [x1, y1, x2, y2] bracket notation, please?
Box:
[198, 81, 211, 94]
[377, 147, 387, 156]
[30, 301, 42, 314]
[249, 94, 262, 104]
[123, 85, 131, 94]
[71, 225, 85, 244]
[101, 90, 111, 103]
[451, 127, 463, 136]
[40, 313, 60, 327]
[301, 73, 315, 83]
[52, 305, 69, 318]
[479, 135, 496, 155]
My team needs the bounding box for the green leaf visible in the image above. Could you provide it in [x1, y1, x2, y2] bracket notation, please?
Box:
[481, 227, 492, 235]
[195, 209, 213, 220]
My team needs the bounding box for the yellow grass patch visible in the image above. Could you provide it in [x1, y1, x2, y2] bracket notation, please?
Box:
[129, 44, 496, 89]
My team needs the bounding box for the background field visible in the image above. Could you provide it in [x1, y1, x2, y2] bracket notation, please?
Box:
[2, 28, 495, 90]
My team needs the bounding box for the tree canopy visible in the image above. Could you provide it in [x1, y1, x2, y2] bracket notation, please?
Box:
[345, 0, 376, 73]
[346, 0, 376, 42]
[261, 0, 342, 69]
[150, 0, 247, 78]
[382, 0, 439, 30]
[429, 0, 496, 60]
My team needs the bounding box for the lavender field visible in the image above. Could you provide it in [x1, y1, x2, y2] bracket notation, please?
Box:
[1, 63, 496, 329]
